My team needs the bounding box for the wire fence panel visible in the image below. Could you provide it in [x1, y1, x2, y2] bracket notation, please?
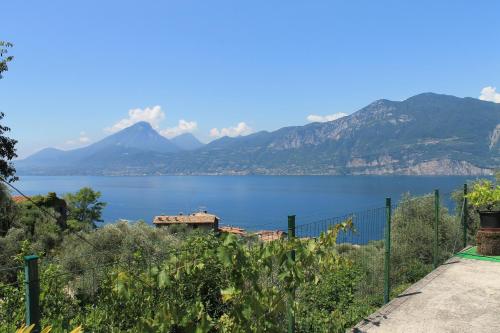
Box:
[389, 190, 467, 298]
[31, 243, 291, 332]
[294, 206, 388, 331]
[440, 190, 467, 260]
[295, 207, 386, 243]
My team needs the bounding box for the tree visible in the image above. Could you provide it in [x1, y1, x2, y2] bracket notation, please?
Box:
[0, 41, 17, 183]
[0, 41, 13, 79]
[64, 187, 106, 229]
[0, 183, 17, 236]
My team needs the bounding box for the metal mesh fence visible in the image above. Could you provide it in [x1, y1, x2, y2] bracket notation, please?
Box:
[440, 190, 467, 260]
[29, 243, 291, 332]
[389, 190, 467, 297]
[390, 194, 435, 294]
[297, 207, 387, 304]
[295, 207, 386, 244]
[36, 246, 188, 331]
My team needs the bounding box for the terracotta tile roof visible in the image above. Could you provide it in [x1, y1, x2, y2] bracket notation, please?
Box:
[219, 226, 246, 236]
[153, 212, 219, 225]
[255, 230, 286, 242]
[12, 195, 29, 204]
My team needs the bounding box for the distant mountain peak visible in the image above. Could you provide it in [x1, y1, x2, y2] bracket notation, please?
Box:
[123, 121, 155, 131]
[98, 121, 178, 153]
[23, 147, 65, 159]
[39, 147, 64, 153]
[171, 133, 204, 150]
[408, 92, 441, 98]
[369, 98, 392, 106]
[403, 92, 466, 103]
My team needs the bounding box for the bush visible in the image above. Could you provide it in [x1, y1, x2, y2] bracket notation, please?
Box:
[391, 193, 460, 284]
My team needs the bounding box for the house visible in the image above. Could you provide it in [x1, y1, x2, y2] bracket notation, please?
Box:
[219, 226, 246, 236]
[12, 195, 29, 204]
[255, 230, 287, 242]
[153, 211, 219, 231]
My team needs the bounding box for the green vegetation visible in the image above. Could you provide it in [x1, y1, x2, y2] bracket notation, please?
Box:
[466, 179, 500, 211]
[16, 324, 82, 333]
[64, 187, 107, 230]
[2, 217, 364, 332]
[0, 41, 14, 79]
[450, 172, 500, 245]
[0, 41, 18, 183]
[0, 182, 475, 332]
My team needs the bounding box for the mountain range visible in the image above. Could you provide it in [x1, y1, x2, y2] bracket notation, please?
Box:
[16, 93, 500, 176]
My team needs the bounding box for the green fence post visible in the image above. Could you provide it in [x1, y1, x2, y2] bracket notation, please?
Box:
[24, 255, 40, 332]
[384, 198, 391, 304]
[434, 189, 439, 269]
[463, 184, 468, 249]
[287, 215, 296, 333]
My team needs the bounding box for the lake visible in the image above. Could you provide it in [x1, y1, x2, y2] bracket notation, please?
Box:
[14, 175, 476, 233]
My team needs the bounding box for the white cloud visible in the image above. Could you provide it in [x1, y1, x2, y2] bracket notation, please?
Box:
[105, 105, 165, 133]
[160, 119, 198, 138]
[65, 131, 91, 146]
[106, 105, 202, 140]
[479, 86, 500, 103]
[78, 131, 90, 143]
[306, 113, 348, 123]
[210, 122, 253, 138]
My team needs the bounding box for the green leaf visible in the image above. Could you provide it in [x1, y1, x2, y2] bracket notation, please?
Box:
[221, 286, 237, 302]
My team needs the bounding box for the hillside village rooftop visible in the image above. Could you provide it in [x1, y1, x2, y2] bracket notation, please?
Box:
[255, 229, 286, 242]
[12, 195, 29, 203]
[218, 226, 246, 236]
[153, 211, 219, 230]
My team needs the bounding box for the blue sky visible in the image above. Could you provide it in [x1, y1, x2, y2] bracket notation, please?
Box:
[1, 0, 500, 158]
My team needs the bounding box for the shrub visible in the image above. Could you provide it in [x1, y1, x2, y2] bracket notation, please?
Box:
[466, 180, 500, 211]
[391, 193, 460, 284]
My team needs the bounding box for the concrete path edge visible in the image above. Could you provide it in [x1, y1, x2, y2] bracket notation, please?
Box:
[350, 256, 460, 333]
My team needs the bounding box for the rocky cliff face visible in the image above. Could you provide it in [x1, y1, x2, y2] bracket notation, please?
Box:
[351, 159, 492, 176]
[490, 124, 500, 150]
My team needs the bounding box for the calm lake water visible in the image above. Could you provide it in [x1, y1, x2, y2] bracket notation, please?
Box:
[14, 176, 476, 233]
